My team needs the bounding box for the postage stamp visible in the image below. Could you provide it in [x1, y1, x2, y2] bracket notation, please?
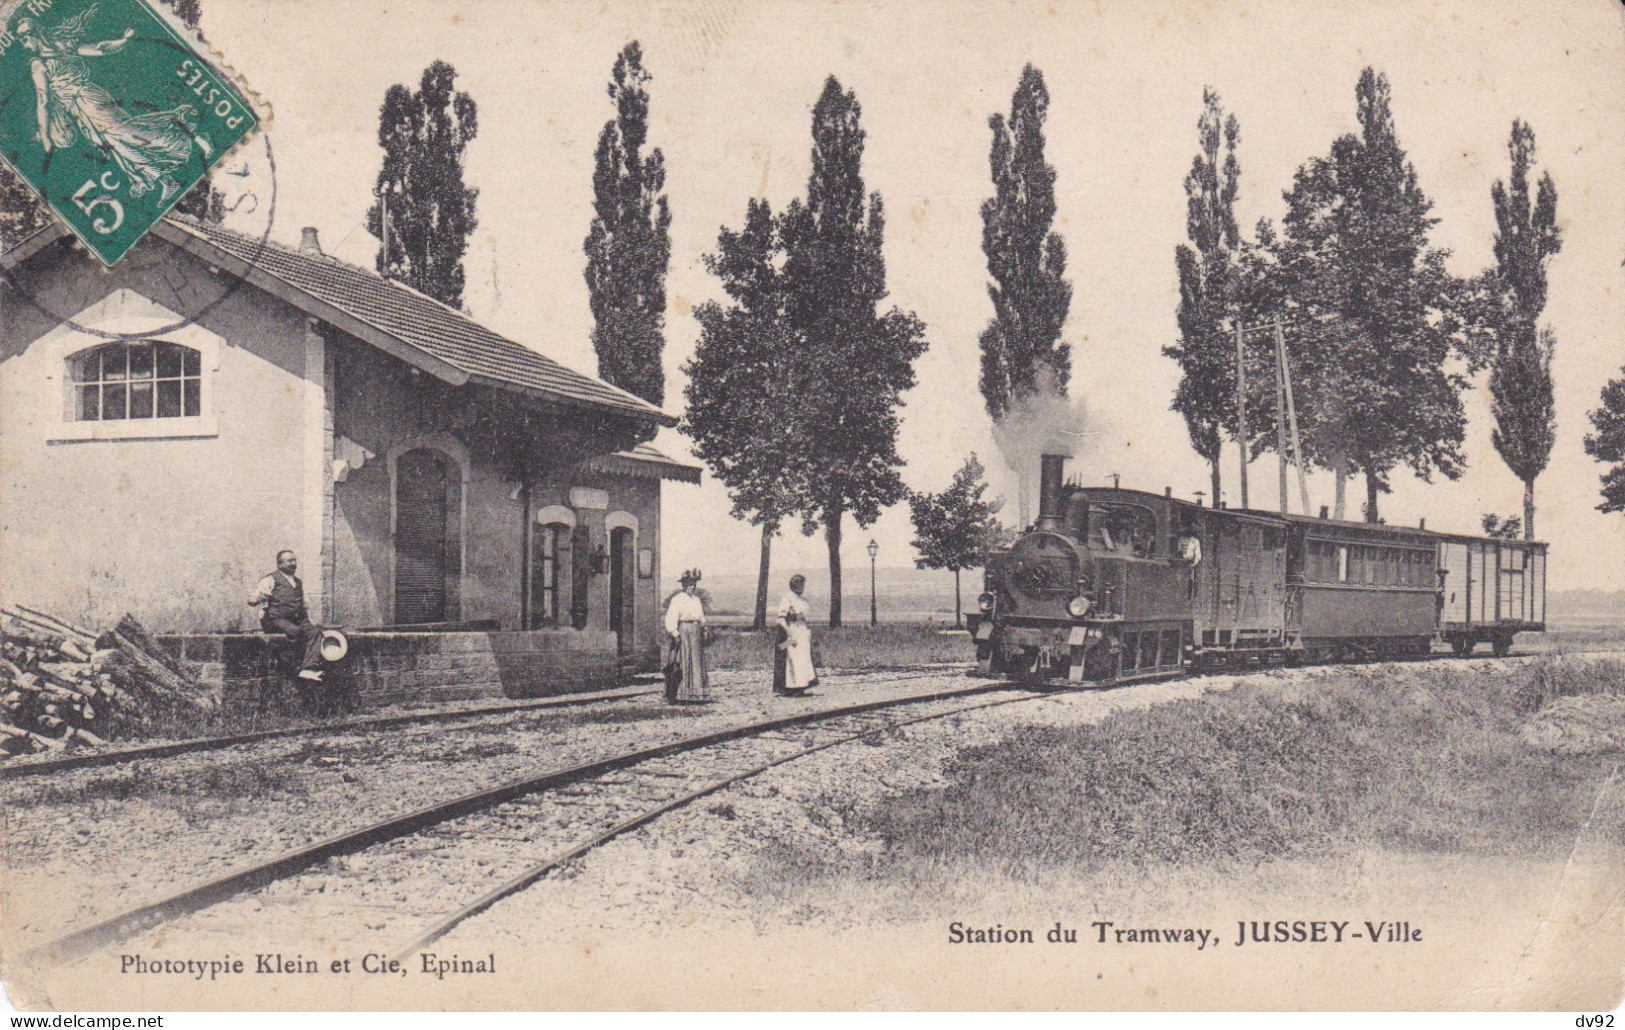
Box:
[0, 0, 1622, 1017]
[0, 0, 260, 266]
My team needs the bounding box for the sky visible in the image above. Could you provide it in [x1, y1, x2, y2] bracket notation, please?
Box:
[190, 0, 1624, 593]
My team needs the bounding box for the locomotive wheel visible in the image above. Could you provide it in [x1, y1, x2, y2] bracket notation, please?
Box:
[1451, 638, 1472, 658]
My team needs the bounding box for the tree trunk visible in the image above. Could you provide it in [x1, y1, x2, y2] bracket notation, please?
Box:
[752, 524, 773, 631]
[1523, 477, 1536, 541]
[953, 569, 963, 629]
[1364, 470, 1380, 523]
[1209, 458, 1221, 509]
[1332, 446, 1348, 520]
[825, 510, 843, 628]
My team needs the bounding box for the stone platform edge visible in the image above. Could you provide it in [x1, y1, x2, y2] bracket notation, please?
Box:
[155, 629, 624, 711]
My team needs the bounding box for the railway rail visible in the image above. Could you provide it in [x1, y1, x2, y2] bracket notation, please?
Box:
[30, 678, 1046, 966]
[6, 642, 1600, 782]
[18, 646, 1611, 968]
[0, 684, 658, 780]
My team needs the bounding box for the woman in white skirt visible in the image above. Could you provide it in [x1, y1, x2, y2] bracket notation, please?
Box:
[774, 574, 818, 695]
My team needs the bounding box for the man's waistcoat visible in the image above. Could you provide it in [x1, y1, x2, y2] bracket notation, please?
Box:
[264, 572, 307, 623]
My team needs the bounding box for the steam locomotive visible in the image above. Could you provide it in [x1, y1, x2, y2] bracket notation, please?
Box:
[967, 455, 1548, 685]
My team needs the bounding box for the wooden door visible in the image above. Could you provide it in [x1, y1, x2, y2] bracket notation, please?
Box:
[395, 449, 450, 624]
[609, 527, 635, 656]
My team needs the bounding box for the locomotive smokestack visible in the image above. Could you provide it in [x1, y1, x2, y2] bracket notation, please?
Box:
[1038, 454, 1067, 531]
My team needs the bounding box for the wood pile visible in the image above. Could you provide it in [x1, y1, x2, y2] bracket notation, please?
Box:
[0, 606, 217, 755]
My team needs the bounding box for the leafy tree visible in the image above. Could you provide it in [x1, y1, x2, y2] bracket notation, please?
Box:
[1480, 514, 1522, 540]
[585, 43, 672, 406]
[979, 65, 1071, 423]
[908, 456, 1004, 628]
[366, 61, 479, 308]
[1165, 88, 1249, 505]
[1584, 368, 1625, 515]
[1270, 68, 1483, 521]
[781, 77, 928, 628]
[0, 167, 50, 253]
[1487, 121, 1561, 540]
[683, 199, 798, 629]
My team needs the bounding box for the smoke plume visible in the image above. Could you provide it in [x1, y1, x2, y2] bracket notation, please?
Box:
[991, 368, 1093, 529]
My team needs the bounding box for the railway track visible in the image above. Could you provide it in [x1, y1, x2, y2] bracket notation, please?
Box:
[0, 683, 659, 780]
[29, 679, 1047, 966]
[6, 646, 1608, 780]
[1, 667, 977, 780]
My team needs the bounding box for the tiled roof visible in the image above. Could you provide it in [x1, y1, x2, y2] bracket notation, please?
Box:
[586, 443, 702, 484]
[156, 219, 673, 425]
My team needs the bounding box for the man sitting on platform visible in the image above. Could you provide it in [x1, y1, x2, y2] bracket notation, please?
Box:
[248, 550, 325, 682]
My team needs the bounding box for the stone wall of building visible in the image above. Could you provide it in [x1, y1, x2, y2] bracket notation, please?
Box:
[0, 238, 318, 633]
[160, 629, 621, 712]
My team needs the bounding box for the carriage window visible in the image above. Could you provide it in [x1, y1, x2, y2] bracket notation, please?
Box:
[1337, 546, 1349, 583]
[70, 341, 202, 421]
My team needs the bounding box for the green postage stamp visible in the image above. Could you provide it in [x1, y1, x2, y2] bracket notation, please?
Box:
[0, 0, 260, 266]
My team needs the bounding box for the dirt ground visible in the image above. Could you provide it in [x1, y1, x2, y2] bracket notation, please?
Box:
[7, 657, 1621, 1010]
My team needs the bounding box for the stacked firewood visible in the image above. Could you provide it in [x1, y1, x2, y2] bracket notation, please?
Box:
[0, 607, 217, 755]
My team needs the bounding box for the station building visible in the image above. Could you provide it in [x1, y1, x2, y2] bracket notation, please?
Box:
[0, 218, 698, 703]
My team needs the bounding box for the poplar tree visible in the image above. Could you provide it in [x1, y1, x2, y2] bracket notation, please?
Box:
[908, 456, 1003, 628]
[1165, 88, 1243, 505]
[366, 61, 480, 309]
[782, 77, 928, 628]
[1487, 121, 1561, 540]
[585, 42, 672, 406]
[979, 65, 1072, 422]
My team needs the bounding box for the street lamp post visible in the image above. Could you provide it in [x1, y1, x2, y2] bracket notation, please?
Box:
[866, 538, 879, 628]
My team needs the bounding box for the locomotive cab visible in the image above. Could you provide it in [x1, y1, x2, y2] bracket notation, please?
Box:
[972, 455, 1193, 685]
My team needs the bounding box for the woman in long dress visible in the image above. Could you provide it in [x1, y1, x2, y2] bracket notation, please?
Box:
[774, 574, 818, 695]
[663, 569, 709, 704]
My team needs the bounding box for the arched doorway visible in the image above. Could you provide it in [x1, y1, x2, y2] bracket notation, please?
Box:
[395, 448, 459, 624]
[609, 526, 636, 658]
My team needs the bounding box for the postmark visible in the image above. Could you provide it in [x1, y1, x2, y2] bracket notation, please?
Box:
[0, 0, 262, 267]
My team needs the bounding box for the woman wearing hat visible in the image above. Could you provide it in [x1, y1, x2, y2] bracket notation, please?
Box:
[773, 574, 818, 696]
[663, 569, 710, 703]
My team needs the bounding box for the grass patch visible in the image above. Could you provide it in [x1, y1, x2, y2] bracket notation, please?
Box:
[706, 623, 971, 672]
[1511, 654, 1625, 714]
[843, 662, 1622, 881]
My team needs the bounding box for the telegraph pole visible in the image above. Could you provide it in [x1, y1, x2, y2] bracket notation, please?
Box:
[1235, 320, 1249, 510]
[1235, 319, 1311, 516]
[1275, 321, 1310, 517]
[1276, 343, 1289, 514]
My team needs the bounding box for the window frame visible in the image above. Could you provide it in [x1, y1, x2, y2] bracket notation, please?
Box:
[39, 291, 222, 443]
[534, 522, 569, 627]
[69, 341, 204, 424]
